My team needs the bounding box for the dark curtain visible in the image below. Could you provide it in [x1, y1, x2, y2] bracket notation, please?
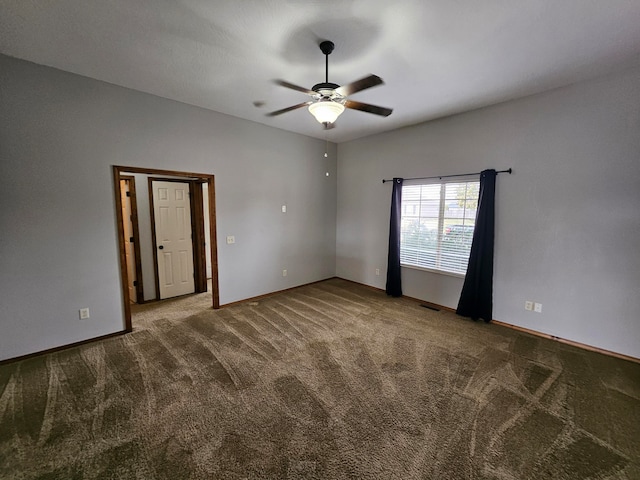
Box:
[456, 169, 497, 322]
[386, 178, 403, 297]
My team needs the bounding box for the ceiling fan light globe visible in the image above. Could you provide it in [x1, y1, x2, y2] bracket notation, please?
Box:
[308, 101, 345, 124]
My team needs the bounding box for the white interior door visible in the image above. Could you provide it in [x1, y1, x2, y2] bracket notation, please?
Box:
[152, 180, 195, 299]
[120, 179, 137, 303]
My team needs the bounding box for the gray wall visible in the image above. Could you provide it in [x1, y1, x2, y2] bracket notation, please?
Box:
[0, 55, 337, 361]
[337, 66, 640, 359]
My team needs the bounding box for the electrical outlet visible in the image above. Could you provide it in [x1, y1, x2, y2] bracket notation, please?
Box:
[375, 268, 380, 276]
[282, 269, 287, 277]
[79, 308, 90, 320]
[281, 205, 287, 213]
[534, 302, 543, 313]
[524, 301, 533, 311]
[226, 235, 235, 244]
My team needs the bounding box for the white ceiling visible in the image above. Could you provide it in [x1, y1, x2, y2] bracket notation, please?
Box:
[2, 0, 640, 143]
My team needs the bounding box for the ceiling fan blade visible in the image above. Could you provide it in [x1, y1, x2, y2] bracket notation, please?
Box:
[266, 101, 312, 117]
[344, 100, 393, 117]
[274, 80, 316, 96]
[335, 74, 384, 97]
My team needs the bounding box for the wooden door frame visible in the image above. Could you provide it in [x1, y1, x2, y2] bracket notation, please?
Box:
[190, 180, 209, 294]
[113, 166, 220, 332]
[148, 177, 208, 301]
[119, 175, 144, 304]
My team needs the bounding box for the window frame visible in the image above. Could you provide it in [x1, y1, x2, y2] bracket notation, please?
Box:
[399, 177, 479, 278]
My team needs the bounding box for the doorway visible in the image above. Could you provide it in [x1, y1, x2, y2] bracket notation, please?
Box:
[113, 166, 219, 332]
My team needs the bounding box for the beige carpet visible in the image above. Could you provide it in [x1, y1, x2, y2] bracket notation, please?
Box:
[1, 278, 639, 479]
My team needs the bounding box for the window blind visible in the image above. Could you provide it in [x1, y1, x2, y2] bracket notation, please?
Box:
[400, 180, 479, 275]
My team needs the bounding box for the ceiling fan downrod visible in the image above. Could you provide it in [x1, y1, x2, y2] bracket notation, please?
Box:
[313, 41, 340, 93]
[320, 40, 334, 84]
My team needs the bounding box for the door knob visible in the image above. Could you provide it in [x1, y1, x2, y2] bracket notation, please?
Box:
[158, 245, 164, 250]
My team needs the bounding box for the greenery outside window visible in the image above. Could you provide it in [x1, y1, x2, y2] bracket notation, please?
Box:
[400, 179, 479, 275]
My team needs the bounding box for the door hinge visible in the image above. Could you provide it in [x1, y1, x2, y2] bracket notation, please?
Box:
[130, 237, 134, 243]
[126, 191, 131, 197]
[133, 280, 138, 286]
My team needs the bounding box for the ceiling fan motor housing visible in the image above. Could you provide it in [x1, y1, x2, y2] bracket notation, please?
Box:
[312, 82, 340, 92]
[311, 84, 346, 103]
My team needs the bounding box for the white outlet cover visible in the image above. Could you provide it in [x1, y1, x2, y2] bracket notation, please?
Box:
[281, 205, 286, 213]
[534, 302, 543, 313]
[524, 301, 533, 311]
[226, 235, 235, 244]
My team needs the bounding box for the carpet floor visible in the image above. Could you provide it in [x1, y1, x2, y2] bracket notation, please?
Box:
[1, 278, 639, 479]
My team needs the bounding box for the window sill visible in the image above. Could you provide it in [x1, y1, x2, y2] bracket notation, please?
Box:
[400, 263, 466, 279]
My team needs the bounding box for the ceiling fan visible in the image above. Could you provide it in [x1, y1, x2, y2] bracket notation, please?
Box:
[267, 40, 393, 129]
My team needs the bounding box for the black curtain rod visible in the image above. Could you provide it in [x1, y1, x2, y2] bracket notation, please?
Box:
[382, 168, 512, 184]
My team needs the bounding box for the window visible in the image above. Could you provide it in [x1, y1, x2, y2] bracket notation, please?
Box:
[400, 179, 479, 275]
